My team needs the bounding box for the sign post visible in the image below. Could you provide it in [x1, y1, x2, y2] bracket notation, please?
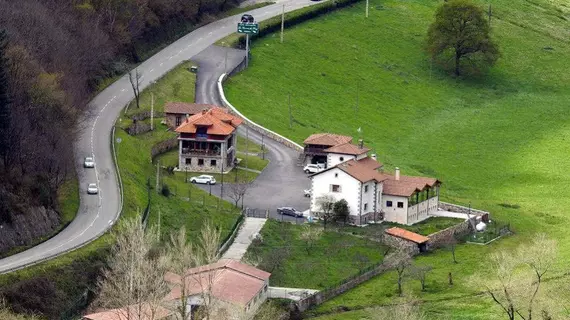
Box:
[237, 16, 259, 68]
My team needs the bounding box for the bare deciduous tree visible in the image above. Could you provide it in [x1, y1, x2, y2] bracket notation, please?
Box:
[386, 250, 412, 296]
[411, 264, 432, 292]
[129, 68, 142, 109]
[443, 231, 459, 264]
[165, 226, 195, 320]
[479, 233, 557, 320]
[96, 217, 170, 320]
[316, 194, 335, 230]
[299, 224, 323, 256]
[227, 179, 253, 208]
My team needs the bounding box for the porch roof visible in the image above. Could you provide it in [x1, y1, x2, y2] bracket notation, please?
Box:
[323, 142, 369, 155]
[382, 174, 441, 197]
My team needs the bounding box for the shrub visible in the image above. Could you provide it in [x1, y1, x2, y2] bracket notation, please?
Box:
[161, 184, 170, 197]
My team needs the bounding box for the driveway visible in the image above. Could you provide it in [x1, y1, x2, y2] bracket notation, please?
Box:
[192, 45, 311, 221]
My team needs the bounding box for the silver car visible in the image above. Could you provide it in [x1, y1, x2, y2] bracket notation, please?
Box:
[87, 183, 99, 194]
[84, 156, 95, 168]
[189, 175, 216, 185]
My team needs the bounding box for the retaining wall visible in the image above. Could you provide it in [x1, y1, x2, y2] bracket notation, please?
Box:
[218, 74, 303, 152]
[439, 201, 489, 221]
[427, 216, 476, 250]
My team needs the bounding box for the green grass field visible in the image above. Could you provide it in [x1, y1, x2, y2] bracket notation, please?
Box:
[244, 220, 387, 289]
[223, 0, 570, 318]
[338, 216, 463, 238]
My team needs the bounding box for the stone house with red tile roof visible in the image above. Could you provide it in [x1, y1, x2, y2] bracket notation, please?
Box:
[163, 259, 270, 319]
[164, 102, 218, 129]
[308, 134, 441, 225]
[175, 107, 242, 173]
[302, 133, 374, 168]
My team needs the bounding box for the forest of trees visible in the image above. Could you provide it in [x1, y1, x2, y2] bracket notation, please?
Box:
[0, 0, 242, 253]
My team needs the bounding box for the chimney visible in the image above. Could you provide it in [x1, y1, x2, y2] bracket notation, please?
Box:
[371, 154, 377, 161]
[395, 167, 400, 181]
[358, 139, 364, 149]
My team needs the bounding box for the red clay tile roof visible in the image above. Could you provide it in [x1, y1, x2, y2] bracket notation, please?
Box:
[336, 159, 387, 183]
[164, 259, 269, 306]
[323, 142, 369, 155]
[175, 107, 242, 135]
[357, 157, 383, 170]
[382, 173, 440, 197]
[303, 133, 353, 146]
[164, 102, 217, 115]
[385, 227, 429, 244]
[83, 303, 172, 320]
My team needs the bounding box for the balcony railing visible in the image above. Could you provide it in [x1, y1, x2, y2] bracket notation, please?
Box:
[181, 148, 221, 156]
[303, 146, 329, 155]
[195, 133, 208, 140]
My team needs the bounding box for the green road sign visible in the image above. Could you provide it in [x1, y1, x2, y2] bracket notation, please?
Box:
[237, 22, 259, 34]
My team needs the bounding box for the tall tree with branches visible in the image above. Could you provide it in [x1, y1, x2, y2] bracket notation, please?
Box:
[316, 195, 335, 230]
[426, 0, 499, 76]
[95, 217, 169, 320]
[480, 233, 557, 320]
[129, 68, 142, 109]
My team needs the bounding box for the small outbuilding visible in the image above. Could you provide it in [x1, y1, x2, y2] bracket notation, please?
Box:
[384, 227, 430, 253]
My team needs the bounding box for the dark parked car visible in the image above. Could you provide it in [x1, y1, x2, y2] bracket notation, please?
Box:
[241, 14, 254, 23]
[277, 207, 304, 218]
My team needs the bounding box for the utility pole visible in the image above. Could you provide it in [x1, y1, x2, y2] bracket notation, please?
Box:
[366, 0, 369, 18]
[288, 93, 292, 129]
[245, 126, 249, 170]
[245, 34, 250, 67]
[280, 4, 285, 43]
[157, 210, 161, 241]
[150, 92, 154, 131]
[156, 160, 160, 194]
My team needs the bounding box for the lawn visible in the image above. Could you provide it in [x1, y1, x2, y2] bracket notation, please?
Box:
[338, 217, 464, 239]
[223, 0, 570, 318]
[243, 220, 387, 290]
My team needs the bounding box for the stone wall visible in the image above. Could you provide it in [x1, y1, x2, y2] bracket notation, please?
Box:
[150, 137, 178, 160]
[426, 216, 477, 250]
[218, 74, 304, 153]
[439, 201, 489, 221]
[381, 233, 420, 256]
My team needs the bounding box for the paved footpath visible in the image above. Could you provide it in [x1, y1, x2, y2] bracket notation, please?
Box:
[222, 217, 267, 260]
[268, 287, 319, 301]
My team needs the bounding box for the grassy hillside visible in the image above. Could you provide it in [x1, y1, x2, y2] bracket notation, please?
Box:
[223, 0, 570, 318]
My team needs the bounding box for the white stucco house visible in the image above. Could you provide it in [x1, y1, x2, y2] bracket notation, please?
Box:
[308, 135, 441, 226]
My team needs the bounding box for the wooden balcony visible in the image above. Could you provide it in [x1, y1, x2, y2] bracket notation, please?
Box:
[181, 148, 221, 156]
[303, 146, 329, 156]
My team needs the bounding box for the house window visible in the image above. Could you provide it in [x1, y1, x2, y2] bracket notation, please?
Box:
[198, 159, 204, 166]
[339, 156, 344, 162]
[364, 203, 368, 211]
[331, 184, 341, 192]
[397, 201, 404, 208]
[185, 158, 191, 165]
[210, 159, 217, 167]
[364, 185, 368, 193]
[334, 173, 338, 178]
[175, 116, 181, 126]
[386, 201, 393, 207]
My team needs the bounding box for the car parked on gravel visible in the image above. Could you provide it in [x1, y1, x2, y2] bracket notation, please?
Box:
[277, 207, 304, 218]
[189, 175, 216, 185]
[303, 164, 323, 174]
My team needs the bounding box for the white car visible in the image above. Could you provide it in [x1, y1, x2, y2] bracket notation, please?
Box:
[304, 189, 311, 197]
[87, 183, 99, 194]
[303, 164, 323, 174]
[84, 156, 95, 168]
[189, 175, 216, 185]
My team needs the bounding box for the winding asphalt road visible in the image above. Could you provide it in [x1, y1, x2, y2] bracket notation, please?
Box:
[192, 46, 310, 221]
[0, 0, 320, 274]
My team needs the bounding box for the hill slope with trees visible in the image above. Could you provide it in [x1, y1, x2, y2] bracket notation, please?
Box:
[0, 0, 243, 255]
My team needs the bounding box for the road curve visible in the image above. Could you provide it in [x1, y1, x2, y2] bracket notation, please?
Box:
[192, 46, 311, 220]
[0, 0, 321, 274]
